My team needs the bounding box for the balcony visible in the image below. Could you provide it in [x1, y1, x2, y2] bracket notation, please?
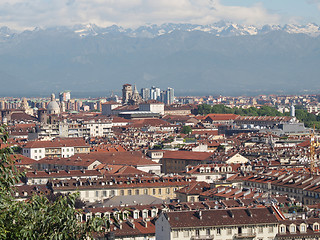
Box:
[234, 233, 256, 239]
[191, 235, 214, 240]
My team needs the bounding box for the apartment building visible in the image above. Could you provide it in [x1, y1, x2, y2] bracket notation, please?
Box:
[156, 207, 282, 240]
[22, 138, 90, 160]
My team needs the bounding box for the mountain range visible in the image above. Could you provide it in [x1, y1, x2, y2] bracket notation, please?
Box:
[1, 22, 320, 97]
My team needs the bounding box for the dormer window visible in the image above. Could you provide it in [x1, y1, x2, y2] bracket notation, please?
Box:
[300, 224, 306, 233]
[313, 223, 319, 231]
[290, 224, 296, 233]
[280, 225, 286, 234]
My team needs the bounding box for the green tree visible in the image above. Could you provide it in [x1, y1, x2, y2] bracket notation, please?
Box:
[0, 126, 105, 239]
[181, 125, 192, 135]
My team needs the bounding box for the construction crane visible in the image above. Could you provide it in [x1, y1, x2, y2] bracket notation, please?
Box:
[310, 127, 320, 175]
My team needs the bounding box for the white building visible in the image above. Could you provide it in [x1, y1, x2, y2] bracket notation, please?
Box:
[139, 100, 165, 115]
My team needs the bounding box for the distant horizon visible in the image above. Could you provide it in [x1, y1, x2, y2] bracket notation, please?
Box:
[1, 89, 319, 99]
[1, 0, 320, 31]
[2, 21, 320, 33]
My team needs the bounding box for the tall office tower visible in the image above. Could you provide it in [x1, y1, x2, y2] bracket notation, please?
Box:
[150, 86, 161, 100]
[166, 87, 175, 105]
[160, 91, 166, 103]
[122, 84, 133, 104]
[59, 91, 71, 102]
[141, 88, 150, 101]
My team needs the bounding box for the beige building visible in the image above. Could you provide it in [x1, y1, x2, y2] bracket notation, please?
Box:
[156, 207, 281, 240]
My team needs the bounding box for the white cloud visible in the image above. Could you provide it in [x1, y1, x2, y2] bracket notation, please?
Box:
[0, 0, 281, 30]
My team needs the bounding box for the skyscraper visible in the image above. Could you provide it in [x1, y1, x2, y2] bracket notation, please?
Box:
[166, 87, 175, 105]
[150, 86, 161, 101]
[141, 88, 150, 101]
[59, 91, 71, 102]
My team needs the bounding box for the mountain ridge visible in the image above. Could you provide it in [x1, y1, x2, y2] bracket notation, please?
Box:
[1, 22, 320, 40]
[0, 23, 320, 97]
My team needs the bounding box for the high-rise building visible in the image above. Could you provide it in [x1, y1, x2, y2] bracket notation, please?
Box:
[165, 87, 175, 105]
[59, 91, 71, 102]
[150, 86, 161, 101]
[141, 88, 150, 100]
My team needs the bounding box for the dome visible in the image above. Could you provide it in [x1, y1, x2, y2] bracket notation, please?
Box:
[47, 101, 60, 114]
[47, 93, 60, 114]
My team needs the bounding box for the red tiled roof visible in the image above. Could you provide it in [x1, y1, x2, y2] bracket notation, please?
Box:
[23, 138, 89, 148]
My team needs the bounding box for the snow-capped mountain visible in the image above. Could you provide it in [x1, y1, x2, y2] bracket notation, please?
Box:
[1, 22, 320, 40]
[1, 21, 320, 97]
[68, 22, 320, 38]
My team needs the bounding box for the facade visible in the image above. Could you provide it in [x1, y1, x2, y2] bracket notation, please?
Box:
[22, 138, 90, 160]
[150, 86, 160, 101]
[50, 176, 195, 203]
[141, 88, 150, 100]
[156, 207, 281, 240]
[139, 100, 165, 115]
[165, 87, 175, 105]
[101, 101, 122, 116]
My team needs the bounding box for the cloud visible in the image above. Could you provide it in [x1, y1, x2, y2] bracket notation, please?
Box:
[0, 0, 281, 30]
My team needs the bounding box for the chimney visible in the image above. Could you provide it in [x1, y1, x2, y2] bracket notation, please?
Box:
[196, 210, 202, 220]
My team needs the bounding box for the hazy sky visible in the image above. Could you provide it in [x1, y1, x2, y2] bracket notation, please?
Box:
[0, 0, 320, 30]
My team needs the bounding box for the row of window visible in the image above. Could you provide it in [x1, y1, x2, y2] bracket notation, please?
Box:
[173, 226, 274, 238]
[84, 187, 175, 198]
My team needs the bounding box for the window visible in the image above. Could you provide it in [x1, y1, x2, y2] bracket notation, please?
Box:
[95, 191, 99, 197]
[110, 190, 115, 196]
[300, 224, 306, 232]
[183, 230, 189, 237]
[158, 189, 162, 195]
[206, 229, 210, 235]
[217, 228, 221, 235]
[128, 190, 132, 195]
[280, 226, 286, 233]
[35, 150, 37, 153]
[227, 228, 232, 235]
[144, 189, 148, 195]
[103, 191, 107, 197]
[290, 225, 296, 233]
[143, 211, 148, 219]
[173, 231, 178, 238]
[166, 188, 170, 194]
[314, 224, 319, 231]
[120, 190, 124, 196]
[153, 189, 156, 195]
[268, 226, 273, 233]
[258, 226, 263, 233]
[135, 189, 139, 195]
[39, 150, 41, 153]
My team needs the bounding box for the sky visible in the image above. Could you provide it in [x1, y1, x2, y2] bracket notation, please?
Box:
[0, 0, 320, 30]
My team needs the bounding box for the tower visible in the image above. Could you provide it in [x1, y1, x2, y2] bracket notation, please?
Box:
[37, 109, 48, 123]
[128, 85, 142, 105]
[290, 104, 295, 117]
[122, 84, 133, 104]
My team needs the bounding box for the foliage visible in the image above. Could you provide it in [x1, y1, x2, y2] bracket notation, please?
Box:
[152, 144, 162, 150]
[0, 126, 105, 239]
[181, 125, 192, 135]
[197, 104, 320, 129]
[197, 104, 282, 116]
